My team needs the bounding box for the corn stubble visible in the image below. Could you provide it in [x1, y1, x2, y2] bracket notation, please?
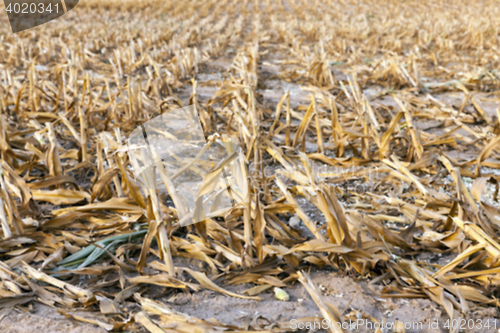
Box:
[0, 0, 500, 332]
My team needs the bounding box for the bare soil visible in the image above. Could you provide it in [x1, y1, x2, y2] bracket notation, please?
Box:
[2, 270, 499, 332]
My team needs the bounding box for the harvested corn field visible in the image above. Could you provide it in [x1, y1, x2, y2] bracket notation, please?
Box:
[1, 0, 500, 332]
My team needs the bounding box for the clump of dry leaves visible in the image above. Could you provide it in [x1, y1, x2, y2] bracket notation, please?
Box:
[0, 0, 500, 332]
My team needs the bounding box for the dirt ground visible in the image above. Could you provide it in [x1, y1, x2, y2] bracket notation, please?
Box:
[1, 270, 499, 332]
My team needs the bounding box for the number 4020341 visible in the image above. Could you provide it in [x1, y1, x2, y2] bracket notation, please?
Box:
[444, 318, 497, 330]
[6, 3, 60, 14]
